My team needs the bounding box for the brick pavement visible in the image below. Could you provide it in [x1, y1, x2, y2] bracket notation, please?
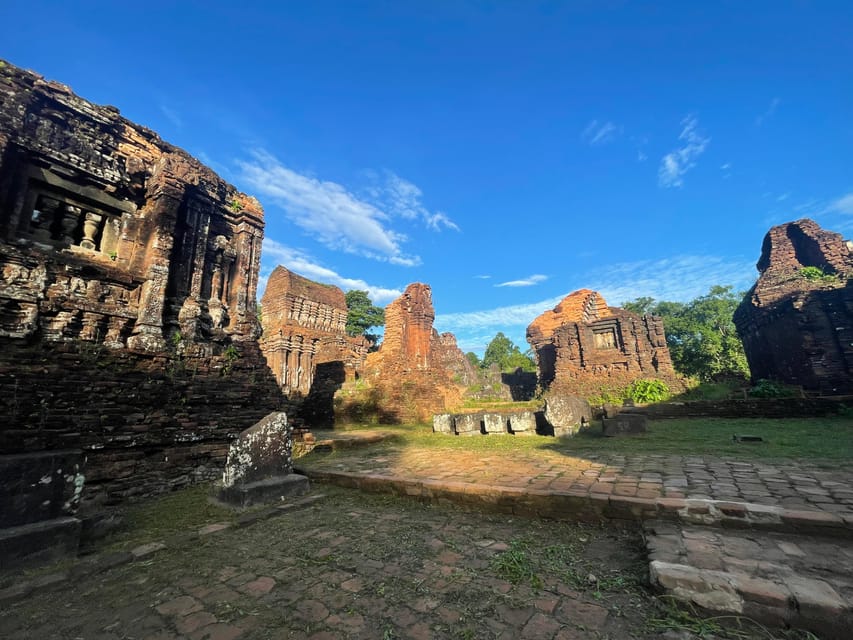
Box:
[0, 487, 668, 640]
[294, 436, 853, 637]
[296, 448, 853, 539]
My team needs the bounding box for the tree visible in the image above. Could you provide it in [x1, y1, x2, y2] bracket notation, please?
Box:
[465, 351, 482, 369]
[345, 290, 385, 341]
[482, 332, 536, 372]
[622, 285, 749, 381]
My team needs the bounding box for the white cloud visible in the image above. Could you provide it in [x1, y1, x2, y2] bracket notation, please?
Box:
[582, 120, 620, 146]
[829, 193, 853, 215]
[720, 162, 731, 170]
[369, 172, 460, 232]
[777, 192, 791, 202]
[658, 115, 710, 188]
[495, 274, 548, 288]
[436, 254, 754, 349]
[474, 275, 492, 279]
[437, 295, 567, 333]
[239, 151, 422, 266]
[756, 97, 780, 126]
[260, 238, 402, 304]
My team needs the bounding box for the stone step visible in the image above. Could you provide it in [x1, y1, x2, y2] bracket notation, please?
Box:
[0, 517, 82, 572]
[644, 520, 853, 639]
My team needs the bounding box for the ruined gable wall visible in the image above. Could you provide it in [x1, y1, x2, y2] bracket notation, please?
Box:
[342, 283, 470, 422]
[735, 219, 853, 392]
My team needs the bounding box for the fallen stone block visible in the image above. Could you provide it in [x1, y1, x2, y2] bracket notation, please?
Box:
[544, 394, 591, 437]
[509, 411, 536, 435]
[482, 413, 508, 435]
[602, 413, 648, 436]
[433, 413, 455, 435]
[455, 413, 482, 436]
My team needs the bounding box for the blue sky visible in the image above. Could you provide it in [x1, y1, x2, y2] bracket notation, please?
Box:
[5, 1, 853, 354]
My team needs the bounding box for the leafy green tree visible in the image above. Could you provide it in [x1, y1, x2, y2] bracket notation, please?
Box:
[465, 351, 482, 368]
[482, 332, 536, 372]
[345, 290, 385, 341]
[622, 285, 749, 381]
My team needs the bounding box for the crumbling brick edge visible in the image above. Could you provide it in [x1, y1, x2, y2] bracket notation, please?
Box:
[296, 468, 853, 538]
[0, 494, 326, 605]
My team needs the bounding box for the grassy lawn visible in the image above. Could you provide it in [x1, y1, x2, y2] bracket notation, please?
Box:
[328, 416, 853, 462]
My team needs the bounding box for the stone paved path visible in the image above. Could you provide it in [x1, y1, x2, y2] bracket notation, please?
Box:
[294, 438, 853, 637]
[297, 447, 853, 521]
[2, 486, 680, 640]
[645, 521, 853, 639]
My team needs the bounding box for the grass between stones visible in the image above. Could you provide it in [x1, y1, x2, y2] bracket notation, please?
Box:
[327, 416, 853, 462]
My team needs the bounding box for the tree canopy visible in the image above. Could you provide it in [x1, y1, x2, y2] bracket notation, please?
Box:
[345, 290, 385, 340]
[482, 332, 536, 372]
[622, 285, 749, 381]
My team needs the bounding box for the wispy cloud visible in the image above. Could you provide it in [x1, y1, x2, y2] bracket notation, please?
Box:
[158, 104, 183, 128]
[776, 192, 791, 202]
[581, 120, 620, 146]
[364, 171, 460, 232]
[437, 295, 567, 333]
[474, 275, 492, 280]
[755, 97, 780, 126]
[239, 151, 420, 266]
[495, 274, 548, 288]
[658, 115, 710, 188]
[260, 238, 402, 304]
[828, 192, 853, 215]
[437, 254, 754, 352]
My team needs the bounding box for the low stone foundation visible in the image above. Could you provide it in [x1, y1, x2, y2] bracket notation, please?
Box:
[433, 411, 538, 436]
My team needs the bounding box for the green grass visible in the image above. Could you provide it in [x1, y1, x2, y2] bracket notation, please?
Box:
[98, 484, 234, 550]
[314, 416, 853, 462]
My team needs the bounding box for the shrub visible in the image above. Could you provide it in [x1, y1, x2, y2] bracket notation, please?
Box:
[626, 379, 670, 403]
[799, 266, 837, 282]
[748, 379, 796, 398]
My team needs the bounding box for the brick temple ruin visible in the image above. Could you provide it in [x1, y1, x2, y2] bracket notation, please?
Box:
[337, 283, 476, 423]
[527, 288, 677, 396]
[259, 265, 369, 396]
[0, 61, 285, 567]
[734, 218, 853, 393]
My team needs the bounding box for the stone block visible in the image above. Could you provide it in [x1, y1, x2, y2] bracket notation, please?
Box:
[433, 414, 455, 435]
[0, 517, 82, 571]
[218, 411, 310, 508]
[544, 394, 591, 437]
[455, 413, 482, 436]
[482, 413, 507, 435]
[509, 411, 536, 435]
[602, 413, 648, 437]
[602, 403, 621, 419]
[221, 412, 292, 488]
[0, 450, 85, 529]
[218, 474, 310, 509]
